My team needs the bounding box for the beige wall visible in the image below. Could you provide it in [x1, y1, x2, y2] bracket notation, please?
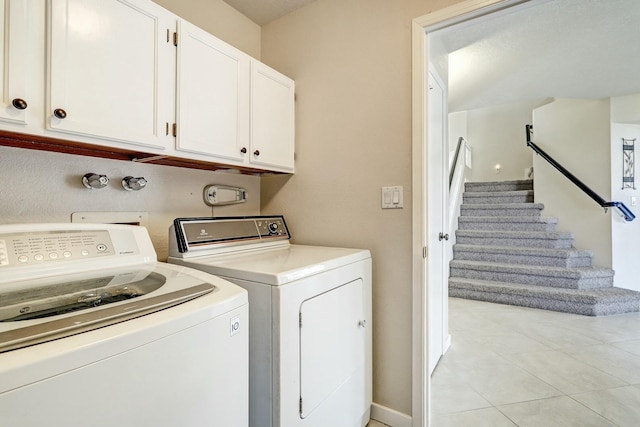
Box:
[260, 0, 463, 415]
[533, 98, 612, 268]
[153, 0, 261, 59]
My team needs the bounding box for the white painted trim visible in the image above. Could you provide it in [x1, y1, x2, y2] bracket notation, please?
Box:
[371, 402, 412, 427]
[410, 18, 429, 427]
[411, 1, 533, 426]
[414, 0, 530, 30]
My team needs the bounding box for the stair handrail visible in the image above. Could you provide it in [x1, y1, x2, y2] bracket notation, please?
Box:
[449, 136, 465, 188]
[525, 124, 635, 222]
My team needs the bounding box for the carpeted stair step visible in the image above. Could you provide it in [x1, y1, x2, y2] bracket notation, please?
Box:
[460, 203, 544, 217]
[450, 260, 614, 289]
[449, 277, 640, 316]
[463, 190, 534, 205]
[453, 244, 593, 268]
[456, 229, 573, 248]
[458, 216, 558, 232]
[451, 179, 640, 316]
[465, 179, 533, 193]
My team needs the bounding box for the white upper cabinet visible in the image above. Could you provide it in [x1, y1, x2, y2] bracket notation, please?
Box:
[47, 0, 176, 150]
[176, 19, 250, 163]
[0, 0, 29, 125]
[176, 20, 294, 172]
[0, 0, 294, 173]
[250, 62, 295, 172]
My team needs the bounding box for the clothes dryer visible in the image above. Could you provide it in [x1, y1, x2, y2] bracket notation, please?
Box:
[168, 216, 372, 427]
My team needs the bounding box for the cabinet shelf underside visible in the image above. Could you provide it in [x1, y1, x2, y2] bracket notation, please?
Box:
[0, 130, 287, 175]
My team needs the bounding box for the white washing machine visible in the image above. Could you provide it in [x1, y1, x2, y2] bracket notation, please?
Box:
[168, 216, 372, 427]
[0, 223, 248, 427]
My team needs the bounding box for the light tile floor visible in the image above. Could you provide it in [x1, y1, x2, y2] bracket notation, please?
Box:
[431, 297, 640, 426]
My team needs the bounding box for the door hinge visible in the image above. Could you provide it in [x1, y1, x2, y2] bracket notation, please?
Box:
[423, 246, 427, 259]
[166, 29, 170, 43]
[173, 31, 178, 47]
[165, 122, 169, 136]
[172, 123, 177, 137]
[299, 397, 303, 414]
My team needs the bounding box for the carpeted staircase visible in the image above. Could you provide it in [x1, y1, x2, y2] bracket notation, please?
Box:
[449, 179, 640, 316]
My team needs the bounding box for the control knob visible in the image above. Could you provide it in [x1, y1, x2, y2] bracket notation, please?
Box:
[268, 222, 279, 234]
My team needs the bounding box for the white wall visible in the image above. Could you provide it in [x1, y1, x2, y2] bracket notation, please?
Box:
[610, 94, 640, 290]
[259, 0, 467, 416]
[533, 98, 612, 268]
[0, 146, 260, 260]
[611, 93, 640, 124]
[449, 111, 467, 156]
[466, 99, 543, 182]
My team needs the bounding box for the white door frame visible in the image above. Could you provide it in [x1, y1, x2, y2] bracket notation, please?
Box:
[411, 0, 531, 425]
[426, 68, 447, 375]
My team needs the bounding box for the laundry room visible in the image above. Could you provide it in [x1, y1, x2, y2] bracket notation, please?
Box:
[0, 0, 445, 426]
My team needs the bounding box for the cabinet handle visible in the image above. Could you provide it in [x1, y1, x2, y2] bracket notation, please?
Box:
[240, 147, 247, 154]
[253, 150, 260, 156]
[11, 98, 27, 110]
[53, 108, 67, 119]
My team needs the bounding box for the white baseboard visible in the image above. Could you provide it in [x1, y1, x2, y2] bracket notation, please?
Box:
[370, 402, 412, 427]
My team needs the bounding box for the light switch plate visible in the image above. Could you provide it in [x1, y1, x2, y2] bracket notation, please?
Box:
[382, 186, 403, 209]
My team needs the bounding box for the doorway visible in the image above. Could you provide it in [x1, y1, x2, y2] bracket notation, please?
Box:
[411, 1, 530, 425]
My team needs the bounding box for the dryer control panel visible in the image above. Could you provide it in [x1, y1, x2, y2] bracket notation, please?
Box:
[172, 216, 290, 254]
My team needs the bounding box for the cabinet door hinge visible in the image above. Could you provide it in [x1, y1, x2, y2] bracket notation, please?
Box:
[423, 246, 427, 259]
[173, 31, 178, 47]
[165, 122, 169, 136]
[172, 123, 177, 137]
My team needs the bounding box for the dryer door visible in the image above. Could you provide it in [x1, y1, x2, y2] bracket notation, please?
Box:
[299, 278, 364, 419]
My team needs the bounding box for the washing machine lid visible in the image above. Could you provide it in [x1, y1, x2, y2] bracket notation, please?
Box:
[0, 224, 217, 353]
[172, 244, 370, 286]
[0, 264, 213, 353]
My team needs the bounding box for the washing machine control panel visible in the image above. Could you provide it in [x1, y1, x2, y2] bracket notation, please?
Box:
[0, 230, 115, 268]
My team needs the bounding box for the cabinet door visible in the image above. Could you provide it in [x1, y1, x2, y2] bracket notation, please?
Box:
[250, 62, 295, 172]
[47, 0, 175, 150]
[0, 0, 28, 125]
[176, 20, 249, 162]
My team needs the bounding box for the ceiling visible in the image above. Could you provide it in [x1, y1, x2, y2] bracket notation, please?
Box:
[433, 0, 640, 111]
[223, 0, 316, 25]
[222, 0, 640, 112]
